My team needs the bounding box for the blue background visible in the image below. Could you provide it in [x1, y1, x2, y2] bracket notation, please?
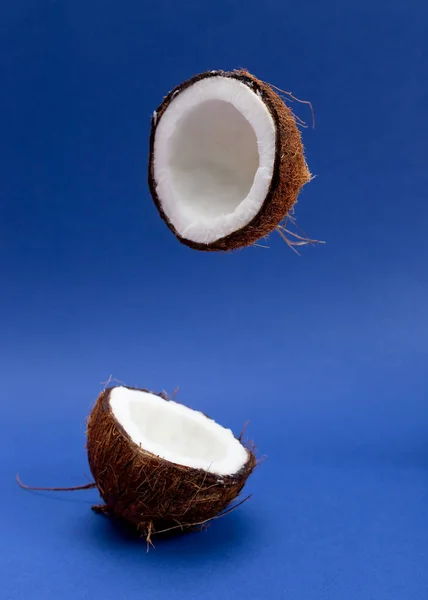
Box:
[1, 1, 427, 598]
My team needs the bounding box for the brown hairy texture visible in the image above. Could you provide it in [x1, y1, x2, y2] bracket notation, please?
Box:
[86, 386, 257, 540]
[148, 69, 311, 252]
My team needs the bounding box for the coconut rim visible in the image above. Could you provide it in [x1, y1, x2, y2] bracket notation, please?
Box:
[149, 69, 303, 251]
[94, 385, 255, 480]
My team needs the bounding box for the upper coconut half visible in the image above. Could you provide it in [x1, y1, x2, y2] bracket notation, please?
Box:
[86, 386, 256, 535]
[148, 69, 311, 251]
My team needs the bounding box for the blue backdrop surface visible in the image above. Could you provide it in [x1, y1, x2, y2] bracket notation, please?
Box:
[1, 1, 428, 598]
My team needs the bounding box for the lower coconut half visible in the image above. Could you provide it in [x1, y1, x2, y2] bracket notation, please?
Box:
[86, 386, 257, 541]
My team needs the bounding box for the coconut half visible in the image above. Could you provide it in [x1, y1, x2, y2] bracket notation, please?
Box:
[148, 69, 311, 251]
[86, 386, 256, 539]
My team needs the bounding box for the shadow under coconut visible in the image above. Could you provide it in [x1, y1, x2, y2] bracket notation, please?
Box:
[82, 506, 257, 560]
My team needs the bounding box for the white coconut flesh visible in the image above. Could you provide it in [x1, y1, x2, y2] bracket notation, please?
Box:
[153, 76, 276, 244]
[110, 387, 249, 476]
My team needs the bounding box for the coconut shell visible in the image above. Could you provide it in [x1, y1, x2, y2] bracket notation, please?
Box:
[86, 386, 256, 538]
[148, 69, 311, 252]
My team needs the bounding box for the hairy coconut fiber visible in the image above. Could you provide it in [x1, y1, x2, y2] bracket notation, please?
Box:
[86, 386, 257, 540]
[148, 69, 311, 252]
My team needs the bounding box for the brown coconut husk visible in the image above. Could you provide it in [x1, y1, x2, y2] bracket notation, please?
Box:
[86, 386, 257, 543]
[148, 69, 311, 252]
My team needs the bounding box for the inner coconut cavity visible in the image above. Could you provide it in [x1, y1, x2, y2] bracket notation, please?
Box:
[110, 387, 249, 476]
[153, 76, 276, 244]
